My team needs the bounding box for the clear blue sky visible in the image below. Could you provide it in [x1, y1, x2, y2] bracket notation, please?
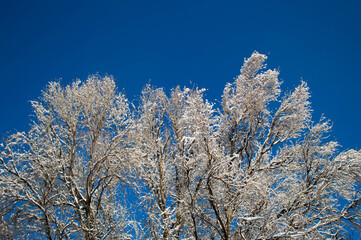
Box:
[0, 0, 360, 151]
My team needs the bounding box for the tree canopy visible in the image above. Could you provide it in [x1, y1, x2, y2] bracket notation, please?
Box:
[1, 52, 360, 239]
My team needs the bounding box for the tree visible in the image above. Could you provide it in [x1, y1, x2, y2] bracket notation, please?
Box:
[1, 52, 360, 239]
[0, 76, 135, 239]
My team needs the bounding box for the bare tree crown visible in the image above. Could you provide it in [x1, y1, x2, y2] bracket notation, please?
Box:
[1, 52, 360, 239]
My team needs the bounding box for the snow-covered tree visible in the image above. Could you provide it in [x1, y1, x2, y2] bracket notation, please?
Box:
[1, 52, 360, 239]
[0, 75, 134, 239]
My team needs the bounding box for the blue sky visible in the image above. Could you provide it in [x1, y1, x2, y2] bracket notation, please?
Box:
[0, 0, 360, 151]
